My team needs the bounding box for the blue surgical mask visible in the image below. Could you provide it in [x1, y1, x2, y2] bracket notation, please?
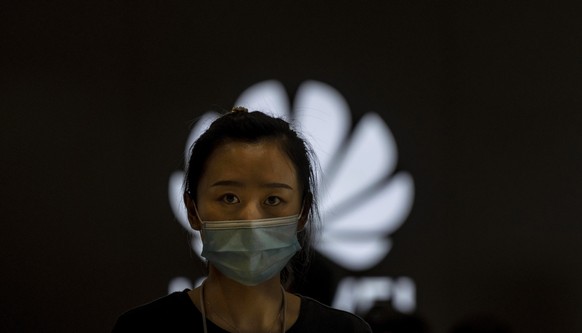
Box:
[199, 214, 302, 286]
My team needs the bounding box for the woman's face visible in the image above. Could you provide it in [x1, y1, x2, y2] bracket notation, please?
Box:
[195, 139, 303, 222]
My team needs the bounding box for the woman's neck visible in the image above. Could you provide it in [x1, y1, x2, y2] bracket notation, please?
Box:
[200, 267, 285, 333]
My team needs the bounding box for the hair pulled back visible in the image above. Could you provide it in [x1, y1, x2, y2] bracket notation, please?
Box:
[184, 107, 320, 287]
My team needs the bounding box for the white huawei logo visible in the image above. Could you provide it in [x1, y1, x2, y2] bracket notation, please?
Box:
[168, 80, 415, 312]
[168, 80, 416, 313]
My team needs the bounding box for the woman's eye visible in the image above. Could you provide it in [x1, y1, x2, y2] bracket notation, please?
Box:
[264, 196, 281, 206]
[221, 194, 240, 204]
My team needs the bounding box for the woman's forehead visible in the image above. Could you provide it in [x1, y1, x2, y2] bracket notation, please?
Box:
[200, 140, 299, 186]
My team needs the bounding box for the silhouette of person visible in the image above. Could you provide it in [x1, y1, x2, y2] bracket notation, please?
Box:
[113, 107, 372, 332]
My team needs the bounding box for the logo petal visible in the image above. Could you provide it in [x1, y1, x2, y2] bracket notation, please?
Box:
[323, 171, 414, 235]
[293, 80, 351, 173]
[316, 237, 393, 271]
[319, 112, 398, 213]
[168, 80, 415, 270]
[317, 172, 414, 270]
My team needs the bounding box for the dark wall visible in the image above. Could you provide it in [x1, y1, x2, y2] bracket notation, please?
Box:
[2, 2, 581, 332]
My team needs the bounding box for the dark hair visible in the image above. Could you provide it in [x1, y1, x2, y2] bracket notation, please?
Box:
[184, 107, 320, 287]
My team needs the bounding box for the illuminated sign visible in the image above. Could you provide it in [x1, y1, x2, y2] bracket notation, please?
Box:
[168, 80, 415, 313]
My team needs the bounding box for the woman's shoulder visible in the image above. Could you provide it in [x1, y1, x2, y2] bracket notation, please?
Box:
[112, 289, 201, 332]
[290, 295, 372, 333]
[118, 289, 195, 317]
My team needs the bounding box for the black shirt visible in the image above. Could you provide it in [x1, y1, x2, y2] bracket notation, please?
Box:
[113, 290, 372, 333]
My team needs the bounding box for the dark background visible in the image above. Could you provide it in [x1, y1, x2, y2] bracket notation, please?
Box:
[2, 2, 581, 332]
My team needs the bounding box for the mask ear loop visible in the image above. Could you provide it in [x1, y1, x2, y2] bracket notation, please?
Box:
[187, 190, 206, 239]
[191, 200, 210, 272]
[192, 203, 207, 238]
[187, 190, 205, 231]
[192, 203, 204, 224]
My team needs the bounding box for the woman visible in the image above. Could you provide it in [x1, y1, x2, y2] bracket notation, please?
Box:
[113, 107, 372, 332]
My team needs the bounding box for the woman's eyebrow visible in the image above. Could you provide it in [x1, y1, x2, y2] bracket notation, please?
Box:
[210, 180, 244, 187]
[262, 183, 294, 190]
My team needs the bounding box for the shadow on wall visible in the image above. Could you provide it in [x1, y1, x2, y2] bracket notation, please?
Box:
[449, 314, 512, 333]
[363, 301, 430, 333]
[363, 304, 512, 333]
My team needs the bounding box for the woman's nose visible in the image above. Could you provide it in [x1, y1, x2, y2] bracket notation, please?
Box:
[238, 203, 263, 220]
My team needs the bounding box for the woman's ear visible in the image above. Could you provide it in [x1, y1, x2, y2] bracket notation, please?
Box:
[298, 193, 313, 230]
[183, 192, 202, 230]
